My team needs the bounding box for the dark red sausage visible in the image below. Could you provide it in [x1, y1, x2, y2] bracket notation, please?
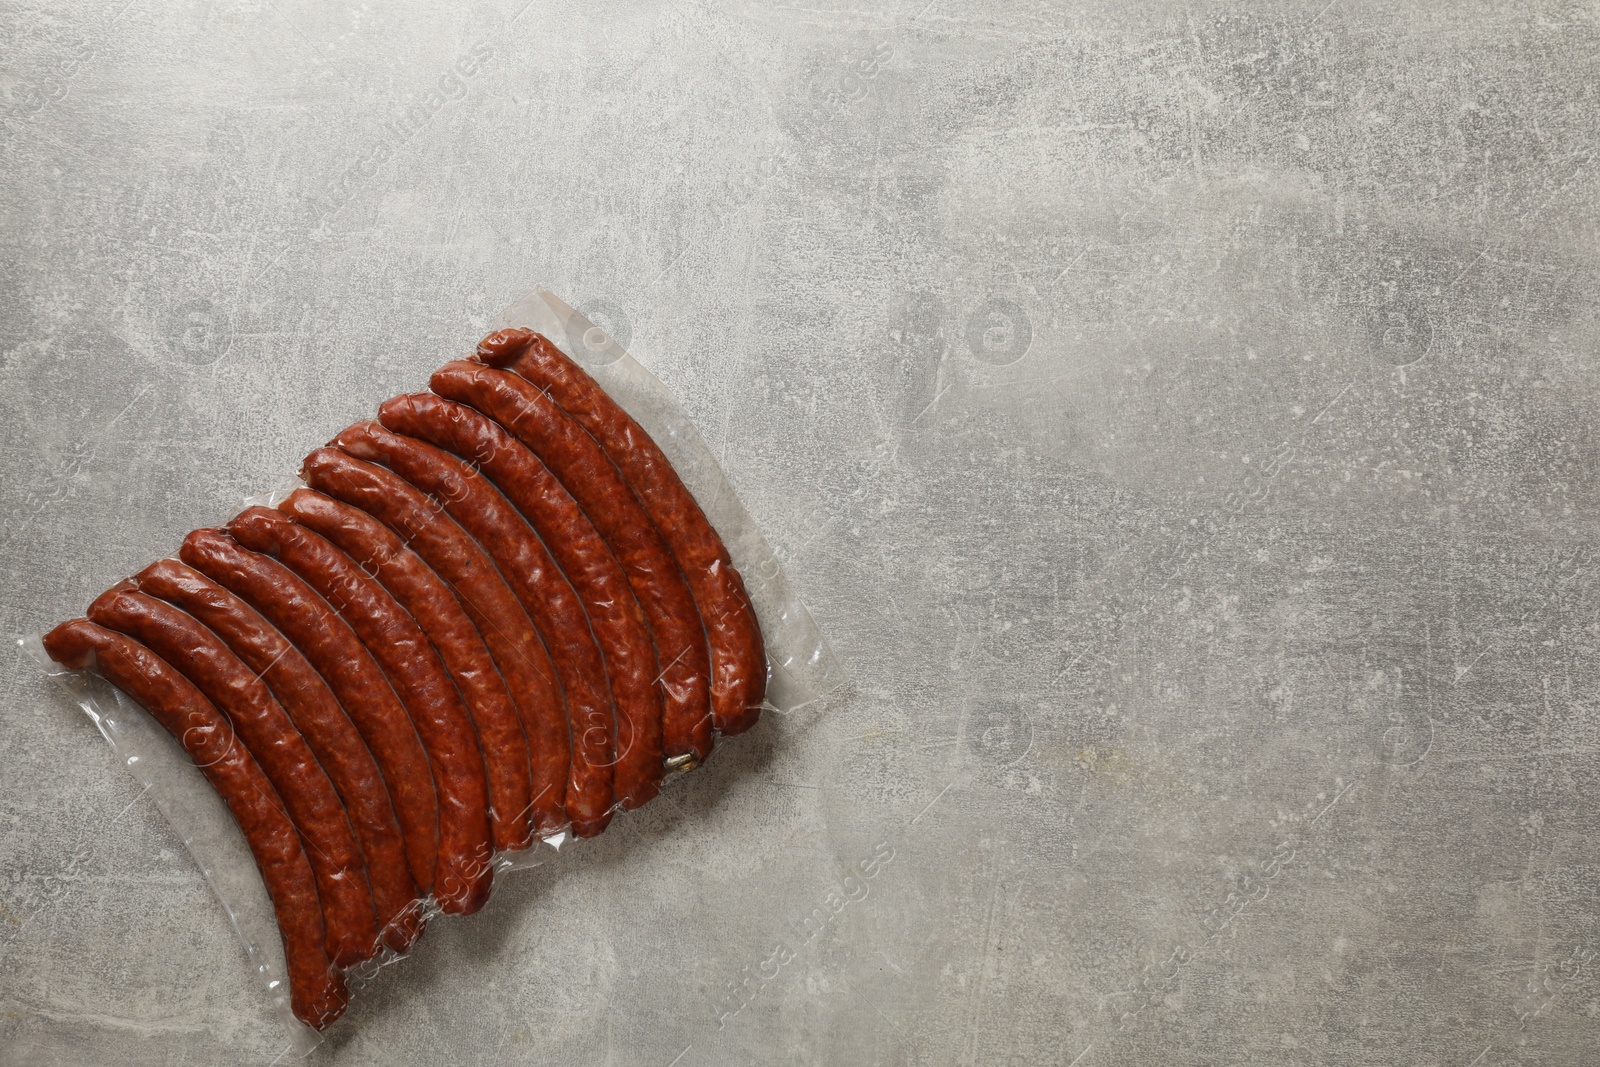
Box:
[377, 395, 670, 801]
[42, 619, 348, 1030]
[179, 528, 441, 897]
[87, 582, 381, 967]
[474, 330, 766, 735]
[131, 558, 423, 953]
[432, 356, 714, 761]
[298, 448, 583, 836]
[276, 489, 537, 854]
[433, 354, 727, 748]
[227, 506, 494, 915]
[329, 424, 637, 823]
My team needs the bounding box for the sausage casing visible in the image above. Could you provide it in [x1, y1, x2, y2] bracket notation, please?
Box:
[131, 558, 423, 952]
[276, 489, 537, 854]
[226, 506, 494, 915]
[41, 619, 349, 1030]
[179, 528, 442, 897]
[329, 424, 634, 828]
[377, 394, 668, 805]
[87, 582, 381, 967]
[474, 331, 766, 735]
[298, 447, 584, 836]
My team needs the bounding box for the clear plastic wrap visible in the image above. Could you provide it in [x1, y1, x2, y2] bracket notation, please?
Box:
[497, 288, 845, 712]
[21, 288, 844, 1057]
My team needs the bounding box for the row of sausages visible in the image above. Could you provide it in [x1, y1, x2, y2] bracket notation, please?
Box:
[42, 329, 767, 1030]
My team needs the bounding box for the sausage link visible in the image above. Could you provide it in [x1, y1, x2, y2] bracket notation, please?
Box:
[277, 489, 537, 852]
[179, 528, 442, 897]
[378, 395, 669, 804]
[298, 448, 583, 836]
[329, 424, 637, 824]
[474, 331, 766, 735]
[132, 558, 423, 953]
[227, 506, 495, 915]
[87, 582, 381, 967]
[433, 355, 726, 748]
[41, 619, 348, 1030]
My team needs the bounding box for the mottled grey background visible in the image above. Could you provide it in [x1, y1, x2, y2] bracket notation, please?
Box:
[3, 0, 1599, 1063]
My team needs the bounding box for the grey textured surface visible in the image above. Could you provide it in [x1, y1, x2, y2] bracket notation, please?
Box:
[3, 0, 1599, 1063]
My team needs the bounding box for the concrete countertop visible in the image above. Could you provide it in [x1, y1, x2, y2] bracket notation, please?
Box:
[3, 1, 1597, 1063]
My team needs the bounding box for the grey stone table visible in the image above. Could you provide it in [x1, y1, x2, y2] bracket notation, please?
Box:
[3, 1, 1598, 1063]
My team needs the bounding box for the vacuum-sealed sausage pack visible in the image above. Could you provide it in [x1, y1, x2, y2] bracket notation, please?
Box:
[20, 288, 843, 1056]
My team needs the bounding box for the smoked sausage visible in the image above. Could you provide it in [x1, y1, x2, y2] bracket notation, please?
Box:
[41, 619, 349, 1030]
[329, 424, 639, 822]
[474, 330, 766, 735]
[226, 507, 495, 914]
[275, 490, 537, 853]
[179, 528, 442, 898]
[298, 448, 588, 836]
[131, 558, 423, 953]
[375, 396, 670, 802]
[87, 582, 381, 966]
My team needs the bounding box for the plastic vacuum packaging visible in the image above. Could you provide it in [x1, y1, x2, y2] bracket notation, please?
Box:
[21, 288, 845, 1057]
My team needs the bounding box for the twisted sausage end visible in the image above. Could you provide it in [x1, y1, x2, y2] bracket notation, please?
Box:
[42, 618, 97, 670]
[474, 327, 535, 367]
